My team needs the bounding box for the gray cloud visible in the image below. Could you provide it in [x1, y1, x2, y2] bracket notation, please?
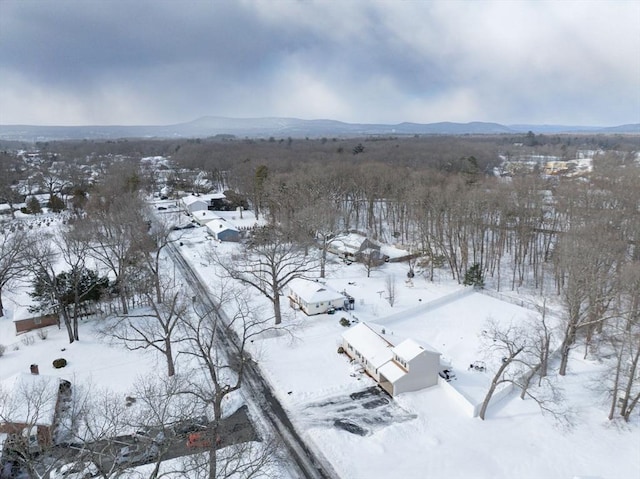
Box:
[1, 0, 638, 126]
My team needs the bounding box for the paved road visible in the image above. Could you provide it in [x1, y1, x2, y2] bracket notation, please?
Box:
[167, 241, 335, 479]
[40, 406, 257, 477]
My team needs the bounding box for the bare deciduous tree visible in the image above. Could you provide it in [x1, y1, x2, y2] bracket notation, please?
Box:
[385, 274, 396, 307]
[0, 374, 80, 479]
[26, 231, 107, 343]
[105, 281, 189, 377]
[74, 191, 148, 314]
[478, 319, 568, 425]
[0, 228, 31, 317]
[179, 286, 281, 478]
[211, 226, 318, 325]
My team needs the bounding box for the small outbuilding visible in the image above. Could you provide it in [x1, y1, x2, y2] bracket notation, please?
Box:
[288, 278, 348, 315]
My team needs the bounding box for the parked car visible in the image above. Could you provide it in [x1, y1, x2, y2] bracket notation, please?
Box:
[133, 428, 165, 445]
[114, 443, 159, 466]
[50, 461, 98, 479]
[186, 431, 221, 449]
[172, 416, 208, 436]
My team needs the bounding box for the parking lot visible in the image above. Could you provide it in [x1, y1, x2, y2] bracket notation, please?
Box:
[299, 387, 417, 436]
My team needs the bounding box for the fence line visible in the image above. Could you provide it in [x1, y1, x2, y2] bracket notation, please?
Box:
[477, 288, 540, 313]
[380, 287, 475, 324]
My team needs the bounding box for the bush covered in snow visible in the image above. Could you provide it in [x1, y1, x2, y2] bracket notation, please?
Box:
[53, 358, 67, 369]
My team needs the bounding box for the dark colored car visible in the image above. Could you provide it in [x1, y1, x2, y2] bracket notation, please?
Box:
[172, 416, 209, 436]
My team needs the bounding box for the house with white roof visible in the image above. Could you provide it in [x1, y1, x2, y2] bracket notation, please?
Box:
[205, 218, 240, 242]
[288, 278, 347, 315]
[328, 233, 387, 264]
[181, 194, 209, 214]
[181, 192, 228, 215]
[192, 209, 222, 226]
[0, 368, 68, 448]
[341, 322, 440, 396]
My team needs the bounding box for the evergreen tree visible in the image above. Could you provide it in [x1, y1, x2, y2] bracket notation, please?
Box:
[30, 267, 109, 342]
[463, 263, 484, 288]
[26, 196, 42, 214]
[48, 194, 66, 213]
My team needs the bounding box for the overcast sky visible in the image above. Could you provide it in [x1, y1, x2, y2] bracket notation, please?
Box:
[1, 0, 638, 126]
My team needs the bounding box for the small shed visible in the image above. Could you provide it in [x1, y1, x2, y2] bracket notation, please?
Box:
[288, 278, 347, 315]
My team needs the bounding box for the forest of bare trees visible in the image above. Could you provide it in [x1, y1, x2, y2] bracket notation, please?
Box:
[0, 133, 638, 478]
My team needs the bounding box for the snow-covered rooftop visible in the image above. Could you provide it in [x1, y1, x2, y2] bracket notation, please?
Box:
[289, 278, 344, 304]
[331, 233, 370, 252]
[182, 193, 226, 206]
[342, 322, 394, 367]
[0, 373, 61, 427]
[214, 209, 262, 230]
[193, 209, 221, 223]
[205, 218, 239, 233]
[182, 195, 208, 206]
[377, 360, 406, 383]
[392, 338, 430, 361]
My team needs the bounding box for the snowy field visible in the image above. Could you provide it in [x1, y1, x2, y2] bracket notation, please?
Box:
[180, 225, 640, 479]
[0, 216, 638, 479]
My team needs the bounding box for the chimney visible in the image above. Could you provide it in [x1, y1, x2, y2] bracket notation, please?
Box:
[30, 364, 39, 375]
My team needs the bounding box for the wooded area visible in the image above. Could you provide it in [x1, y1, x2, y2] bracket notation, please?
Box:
[1, 132, 639, 436]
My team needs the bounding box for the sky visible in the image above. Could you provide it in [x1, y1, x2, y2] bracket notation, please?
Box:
[1, 0, 639, 127]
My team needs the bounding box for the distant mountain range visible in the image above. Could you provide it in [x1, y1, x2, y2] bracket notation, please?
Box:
[0, 116, 638, 141]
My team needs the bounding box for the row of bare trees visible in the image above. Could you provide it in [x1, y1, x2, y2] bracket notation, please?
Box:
[220, 155, 639, 421]
[0, 159, 284, 477]
[0, 291, 279, 478]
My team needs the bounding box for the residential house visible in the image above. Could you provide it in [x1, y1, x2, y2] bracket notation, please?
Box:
[192, 209, 221, 226]
[181, 195, 209, 214]
[0, 368, 68, 449]
[205, 219, 240, 242]
[341, 322, 441, 396]
[12, 307, 58, 335]
[288, 278, 348, 315]
[328, 233, 387, 264]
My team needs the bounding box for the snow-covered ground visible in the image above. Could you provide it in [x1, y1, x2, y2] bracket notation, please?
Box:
[179, 225, 639, 479]
[1, 214, 638, 479]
